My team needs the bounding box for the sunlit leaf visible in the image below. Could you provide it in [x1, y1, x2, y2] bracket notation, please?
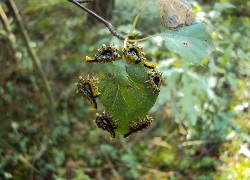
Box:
[160, 22, 213, 64]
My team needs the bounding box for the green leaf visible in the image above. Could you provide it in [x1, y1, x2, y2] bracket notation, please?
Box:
[160, 22, 213, 64]
[93, 60, 158, 135]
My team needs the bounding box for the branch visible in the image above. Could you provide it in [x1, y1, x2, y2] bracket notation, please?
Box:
[6, 0, 55, 120]
[0, 4, 11, 34]
[104, 153, 121, 180]
[0, 4, 17, 62]
[0, 138, 42, 178]
[68, 0, 125, 40]
[6, 0, 56, 165]
[77, 0, 94, 3]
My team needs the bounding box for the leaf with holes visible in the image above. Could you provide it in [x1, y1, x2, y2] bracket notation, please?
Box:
[160, 22, 213, 64]
[93, 60, 158, 135]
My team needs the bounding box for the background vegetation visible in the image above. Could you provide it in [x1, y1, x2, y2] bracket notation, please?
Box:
[0, 0, 249, 179]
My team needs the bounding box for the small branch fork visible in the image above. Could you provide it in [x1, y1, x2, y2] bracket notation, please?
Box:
[68, 0, 126, 40]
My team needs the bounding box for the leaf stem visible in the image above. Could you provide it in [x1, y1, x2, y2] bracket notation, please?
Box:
[128, 0, 149, 37]
[129, 33, 161, 43]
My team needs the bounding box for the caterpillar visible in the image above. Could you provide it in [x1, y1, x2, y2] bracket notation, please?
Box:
[86, 44, 120, 63]
[75, 75, 100, 110]
[124, 115, 154, 138]
[123, 42, 156, 69]
[146, 70, 163, 93]
[95, 111, 118, 139]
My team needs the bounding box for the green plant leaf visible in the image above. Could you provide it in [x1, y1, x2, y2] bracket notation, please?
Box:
[160, 22, 213, 64]
[93, 60, 158, 135]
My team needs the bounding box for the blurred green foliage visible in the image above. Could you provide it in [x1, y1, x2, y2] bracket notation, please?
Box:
[0, 0, 249, 179]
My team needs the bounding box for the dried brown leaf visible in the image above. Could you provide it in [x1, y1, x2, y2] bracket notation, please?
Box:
[158, 0, 195, 29]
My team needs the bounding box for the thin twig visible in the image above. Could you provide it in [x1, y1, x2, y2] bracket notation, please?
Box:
[6, 0, 55, 166]
[31, 140, 49, 163]
[6, 0, 55, 119]
[104, 153, 122, 180]
[68, 0, 160, 43]
[0, 138, 43, 178]
[129, 33, 160, 43]
[77, 0, 94, 3]
[0, 4, 17, 62]
[0, 4, 11, 34]
[68, 0, 125, 40]
[128, 0, 149, 37]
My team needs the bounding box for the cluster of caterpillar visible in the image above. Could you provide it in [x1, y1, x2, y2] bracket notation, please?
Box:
[76, 43, 163, 138]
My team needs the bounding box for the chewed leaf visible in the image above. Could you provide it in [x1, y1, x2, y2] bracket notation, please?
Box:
[160, 22, 213, 64]
[158, 0, 195, 29]
[93, 61, 158, 135]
